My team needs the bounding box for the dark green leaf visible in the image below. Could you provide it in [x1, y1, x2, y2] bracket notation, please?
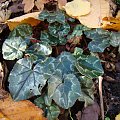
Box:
[38, 10, 65, 24]
[47, 104, 60, 120]
[8, 24, 32, 39]
[74, 47, 104, 78]
[67, 24, 90, 39]
[110, 32, 120, 47]
[48, 22, 70, 38]
[2, 37, 27, 60]
[78, 76, 94, 107]
[34, 95, 60, 120]
[8, 58, 48, 100]
[53, 74, 81, 109]
[85, 29, 110, 52]
[40, 31, 67, 45]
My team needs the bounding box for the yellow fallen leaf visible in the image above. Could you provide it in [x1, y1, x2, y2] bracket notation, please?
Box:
[0, 95, 47, 120]
[116, 113, 120, 120]
[7, 12, 41, 31]
[63, 0, 90, 18]
[22, 0, 35, 13]
[78, 0, 111, 28]
[102, 17, 120, 31]
[0, 112, 10, 120]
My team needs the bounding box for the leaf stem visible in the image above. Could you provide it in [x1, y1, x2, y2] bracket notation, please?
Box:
[68, 108, 74, 120]
[99, 76, 104, 120]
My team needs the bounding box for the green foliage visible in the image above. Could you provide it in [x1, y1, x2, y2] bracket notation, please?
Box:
[116, 0, 120, 5]
[8, 24, 32, 39]
[78, 76, 94, 107]
[67, 24, 90, 39]
[2, 9, 109, 120]
[53, 74, 81, 109]
[8, 58, 48, 100]
[74, 47, 104, 78]
[34, 94, 60, 120]
[110, 32, 120, 52]
[25, 42, 52, 62]
[40, 22, 70, 45]
[48, 22, 70, 38]
[84, 29, 110, 52]
[2, 37, 27, 60]
[38, 10, 65, 24]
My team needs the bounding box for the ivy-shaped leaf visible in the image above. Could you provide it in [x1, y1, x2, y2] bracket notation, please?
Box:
[110, 32, 120, 52]
[47, 104, 60, 120]
[53, 74, 81, 109]
[74, 47, 104, 78]
[67, 24, 90, 39]
[48, 22, 70, 38]
[8, 58, 48, 101]
[84, 29, 111, 52]
[40, 31, 67, 45]
[34, 95, 60, 120]
[78, 76, 94, 107]
[38, 10, 65, 24]
[2, 37, 27, 60]
[8, 24, 32, 39]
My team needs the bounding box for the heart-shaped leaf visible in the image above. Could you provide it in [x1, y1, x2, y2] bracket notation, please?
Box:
[2, 37, 27, 60]
[67, 24, 90, 39]
[74, 47, 104, 78]
[8, 24, 32, 39]
[34, 95, 60, 120]
[48, 22, 70, 38]
[84, 29, 110, 52]
[8, 58, 48, 101]
[78, 76, 94, 107]
[40, 31, 67, 45]
[38, 10, 65, 24]
[53, 74, 81, 109]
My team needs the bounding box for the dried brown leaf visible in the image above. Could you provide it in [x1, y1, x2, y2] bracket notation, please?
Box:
[0, 96, 47, 120]
[22, 0, 34, 13]
[102, 17, 120, 31]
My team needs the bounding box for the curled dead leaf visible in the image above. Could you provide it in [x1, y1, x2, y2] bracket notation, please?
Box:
[0, 95, 47, 120]
[7, 12, 41, 31]
[102, 17, 120, 31]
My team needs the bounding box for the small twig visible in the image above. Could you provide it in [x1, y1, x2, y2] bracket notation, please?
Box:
[68, 108, 74, 120]
[99, 76, 104, 120]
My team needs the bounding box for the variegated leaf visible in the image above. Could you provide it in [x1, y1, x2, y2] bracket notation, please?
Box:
[2, 37, 27, 60]
[74, 47, 104, 78]
[53, 74, 81, 109]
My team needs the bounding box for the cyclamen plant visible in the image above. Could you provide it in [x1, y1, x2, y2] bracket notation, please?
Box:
[2, 9, 120, 119]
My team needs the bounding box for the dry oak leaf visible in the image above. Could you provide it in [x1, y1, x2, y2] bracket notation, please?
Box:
[7, 12, 41, 31]
[63, 0, 90, 18]
[78, 0, 111, 28]
[35, 0, 49, 11]
[22, 0, 34, 13]
[102, 17, 120, 31]
[0, 96, 47, 120]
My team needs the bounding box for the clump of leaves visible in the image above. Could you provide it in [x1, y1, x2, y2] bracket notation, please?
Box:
[1, 9, 106, 119]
